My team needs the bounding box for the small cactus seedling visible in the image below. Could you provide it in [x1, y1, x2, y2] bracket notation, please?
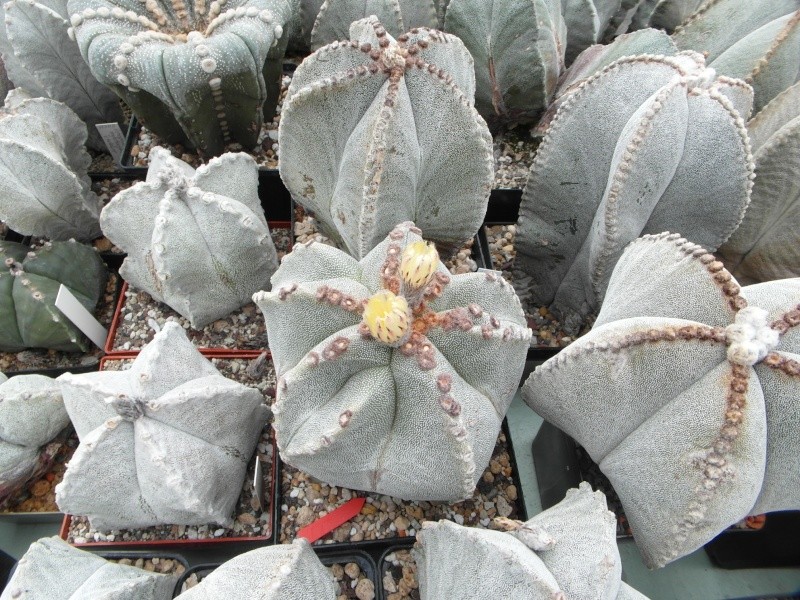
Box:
[523, 232, 800, 568]
[55, 322, 269, 530]
[514, 52, 754, 333]
[719, 82, 800, 284]
[279, 17, 494, 259]
[0, 374, 69, 509]
[100, 146, 279, 329]
[443, 0, 567, 129]
[1, 536, 175, 600]
[0, 240, 107, 352]
[0, 0, 125, 150]
[67, 0, 295, 156]
[672, 0, 800, 112]
[415, 483, 649, 599]
[174, 538, 337, 599]
[253, 222, 530, 501]
[0, 91, 102, 241]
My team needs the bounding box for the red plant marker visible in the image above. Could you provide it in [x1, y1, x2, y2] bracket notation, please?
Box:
[297, 497, 366, 543]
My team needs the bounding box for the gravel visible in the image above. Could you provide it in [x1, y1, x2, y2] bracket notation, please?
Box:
[107, 556, 186, 577]
[382, 549, 419, 600]
[66, 356, 277, 544]
[493, 127, 540, 190]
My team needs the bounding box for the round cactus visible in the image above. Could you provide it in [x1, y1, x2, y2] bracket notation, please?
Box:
[0, 240, 107, 352]
[253, 221, 530, 501]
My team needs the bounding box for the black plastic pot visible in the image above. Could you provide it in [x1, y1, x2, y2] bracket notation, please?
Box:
[704, 511, 800, 569]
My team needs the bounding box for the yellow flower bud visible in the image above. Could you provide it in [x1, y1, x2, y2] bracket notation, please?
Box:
[400, 241, 439, 289]
[362, 290, 410, 344]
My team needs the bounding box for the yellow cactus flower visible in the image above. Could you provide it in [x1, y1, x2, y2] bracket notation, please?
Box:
[362, 290, 410, 344]
[400, 241, 439, 289]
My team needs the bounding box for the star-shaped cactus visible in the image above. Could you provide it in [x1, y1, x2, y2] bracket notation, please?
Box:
[55, 322, 269, 530]
[254, 221, 530, 501]
[522, 232, 800, 568]
[279, 16, 494, 259]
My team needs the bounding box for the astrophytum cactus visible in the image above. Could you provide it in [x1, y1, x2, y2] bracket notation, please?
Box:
[0, 0, 124, 150]
[0, 536, 175, 600]
[514, 52, 754, 333]
[719, 82, 800, 284]
[55, 322, 269, 530]
[672, 0, 800, 113]
[415, 483, 648, 599]
[523, 232, 800, 568]
[0, 374, 69, 508]
[174, 539, 336, 599]
[100, 146, 279, 329]
[0, 240, 107, 352]
[279, 17, 494, 259]
[0, 91, 102, 241]
[443, 0, 566, 129]
[67, 0, 294, 156]
[253, 222, 530, 500]
[620, 0, 706, 32]
[560, 0, 629, 64]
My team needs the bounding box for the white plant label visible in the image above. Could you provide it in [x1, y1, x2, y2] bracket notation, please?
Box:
[253, 457, 266, 511]
[55, 285, 108, 349]
[95, 123, 127, 166]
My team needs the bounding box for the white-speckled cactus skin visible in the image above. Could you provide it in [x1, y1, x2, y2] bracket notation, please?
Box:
[54, 322, 269, 530]
[0, 374, 69, 506]
[443, 0, 566, 129]
[560, 0, 626, 64]
[100, 146, 279, 328]
[0, 536, 175, 600]
[718, 82, 800, 284]
[174, 538, 336, 599]
[0, 91, 101, 241]
[522, 233, 800, 568]
[672, 0, 800, 113]
[66, 0, 294, 155]
[414, 483, 649, 600]
[0, 0, 124, 150]
[622, 0, 705, 32]
[279, 17, 494, 259]
[253, 222, 530, 501]
[514, 52, 754, 333]
[310, 0, 438, 51]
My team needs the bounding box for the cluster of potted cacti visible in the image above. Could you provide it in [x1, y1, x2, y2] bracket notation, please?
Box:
[1, 0, 799, 596]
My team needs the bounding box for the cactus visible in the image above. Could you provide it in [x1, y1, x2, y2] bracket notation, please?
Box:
[622, 0, 706, 32]
[718, 82, 800, 284]
[514, 52, 754, 333]
[55, 321, 269, 530]
[415, 483, 648, 599]
[253, 222, 530, 500]
[280, 17, 493, 259]
[66, 0, 295, 156]
[1, 536, 175, 600]
[672, 0, 800, 113]
[522, 232, 800, 568]
[0, 91, 102, 241]
[174, 538, 336, 599]
[443, 0, 566, 130]
[100, 146, 279, 329]
[561, 0, 629, 64]
[0, 240, 107, 352]
[0, 374, 69, 508]
[0, 0, 124, 150]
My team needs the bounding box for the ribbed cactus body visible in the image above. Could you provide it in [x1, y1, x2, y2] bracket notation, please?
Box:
[415, 483, 649, 600]
[560, 0, 626, 64]
[0, 374, 69, 507]
[443, 0, 566, 129]
[55, 322, 270, 530]
[0, 240, 107, 352]
[623, 0, 706, 32]
[719, 82, 800, 284]
[514, 52, 754, 332]
[253, 222, 530, 501]
[67, 0, 294, 156]
[0, 0, 124, 150]
[100, 146, 279, 329]
[174, 539, 336, 599]
[1, 536, 176, 600]
[280, 17, 493, 259]
[672, 0, 800, 113]
[0, 92, 102, 241]
[522, 233, 800, 568]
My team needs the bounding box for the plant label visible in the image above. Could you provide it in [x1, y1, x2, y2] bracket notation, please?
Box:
[95, 123, 127, 166]
[55, 285, 108, 349]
